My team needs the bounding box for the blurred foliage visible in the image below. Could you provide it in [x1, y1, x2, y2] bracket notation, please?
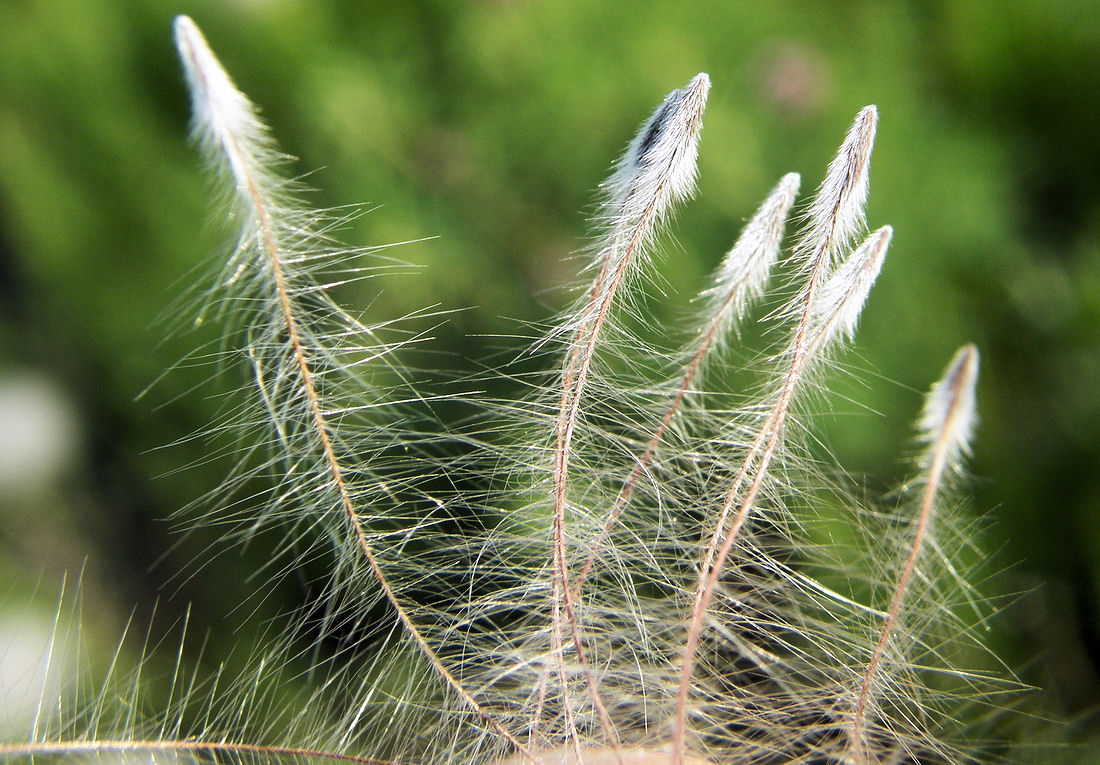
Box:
[0, 0, 1098, 753]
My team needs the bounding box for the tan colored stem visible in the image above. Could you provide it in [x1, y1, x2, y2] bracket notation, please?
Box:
[221, 126, 527, 756]
[849, 411, 953, 762]
[549, 198, 661, 752]
[672, 232, 833, 762]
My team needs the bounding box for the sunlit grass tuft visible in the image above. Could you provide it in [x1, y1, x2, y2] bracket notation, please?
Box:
[0, 16, 1020, 765]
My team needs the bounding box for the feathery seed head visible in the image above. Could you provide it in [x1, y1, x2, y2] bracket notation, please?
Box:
[797, 105, 878, 270]
[605, 73, 710, 227]
[812, 224, 892, 349]
[174, 16, 274, 193]
[37, 26, 1005, 764]
[704, 171, 801, 336]
[920, 343, 980, 469]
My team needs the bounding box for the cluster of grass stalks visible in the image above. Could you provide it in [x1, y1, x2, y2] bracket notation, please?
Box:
[0, 16, 1016, 765]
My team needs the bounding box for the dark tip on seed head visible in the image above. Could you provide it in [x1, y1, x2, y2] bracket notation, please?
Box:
[636, 98, 675, 167]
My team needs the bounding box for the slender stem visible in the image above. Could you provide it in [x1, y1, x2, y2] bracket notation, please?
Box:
[551, 577, 583, 759]
[528, 270, 602, 752]
[573, 284, 738, 596]
[527, 662, 550, 753]
[227, 132, 527, 756]
[671, 235, 831, 762]
[549, 197, 660, 750]
[849, 414, 952, 762]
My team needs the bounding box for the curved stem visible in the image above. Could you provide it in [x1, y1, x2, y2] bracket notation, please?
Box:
[849, 411, 952, 762]
[229, 133, 527, 756]
[549, 197, 661, 751]
[671, 234, 832, 761]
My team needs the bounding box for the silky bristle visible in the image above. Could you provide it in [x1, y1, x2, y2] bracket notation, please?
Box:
[704, 172, 800, 337]
[920, 344, 980, 468]
[796, 105, 878, 270]
[812, 225, 892, 349]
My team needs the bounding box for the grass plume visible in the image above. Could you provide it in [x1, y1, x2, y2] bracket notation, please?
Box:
[176, 15, 526, 754]
[0, 16, 1017, 765]
[849, 344, 981, 763]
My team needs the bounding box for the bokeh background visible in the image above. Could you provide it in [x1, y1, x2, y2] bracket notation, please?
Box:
[1, 0, 1098, 755]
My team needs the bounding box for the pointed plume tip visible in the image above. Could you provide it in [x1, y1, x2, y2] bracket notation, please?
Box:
[705, 171, 801, 332]
[920, 343, 980, 467]
[798, 104, 879, 268]
[605, 73, 711, 224]
[174, 15, 216, 85]
[174, 14, 280, 199]
[812, 224, 892, 348]
[635, 72, 710, 168]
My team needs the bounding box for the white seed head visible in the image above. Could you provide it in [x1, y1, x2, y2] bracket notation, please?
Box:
[920, 344, 980, 469]
[604, 73, 710, 228]
[797, 105, 878, 270]
[704, 172, 800, 336]
[174, 15, 275, 192]
[812, 225, 892, 349]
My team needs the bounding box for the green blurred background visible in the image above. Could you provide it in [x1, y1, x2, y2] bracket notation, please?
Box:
[1, 0, 1098, 753]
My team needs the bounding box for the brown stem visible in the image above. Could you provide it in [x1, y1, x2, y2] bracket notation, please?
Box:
[549, 198, 660, 751]
[849, 415, 953, 762]
[222, 128, 527, 755]
[671, 233, 832, 762]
